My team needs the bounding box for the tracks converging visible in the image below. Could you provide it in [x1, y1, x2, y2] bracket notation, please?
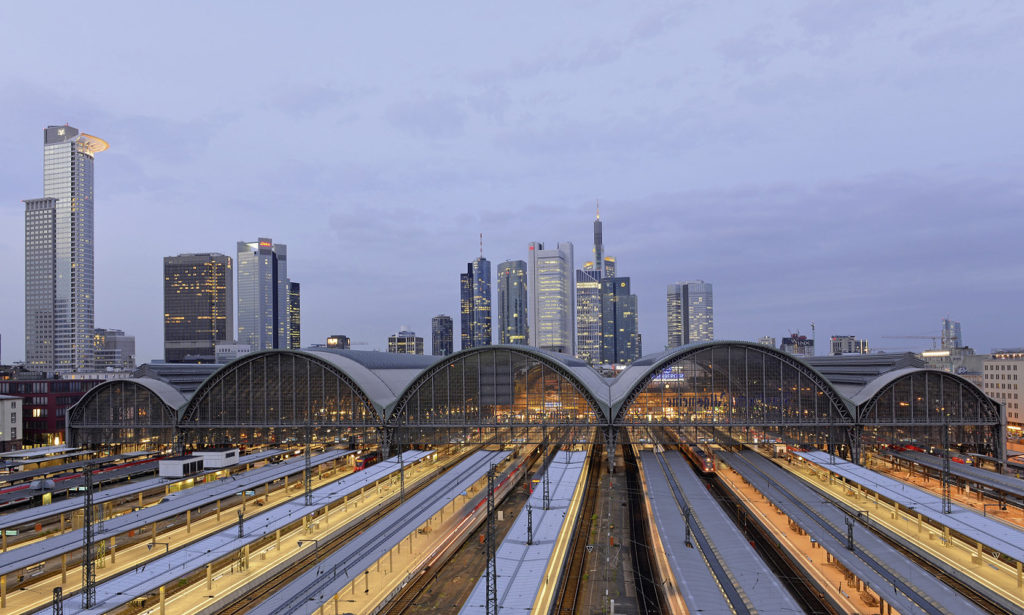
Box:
[551, 442, 602, 615]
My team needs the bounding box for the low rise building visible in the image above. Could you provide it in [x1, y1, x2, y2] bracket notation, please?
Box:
[0, 394, 22, 452]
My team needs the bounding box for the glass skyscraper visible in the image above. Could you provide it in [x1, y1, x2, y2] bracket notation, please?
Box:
[527, 242, 574, 354]
[666, 281, 714, 347]
[601, 277, 641, 364]
[288, 281, 301, 349]
[163, 253, 233, 362]
[460, 256, 492, 349]
[237, 238, 291, 350]
[941, 318, 963, 350]
[25, 125, 108, 373]
[431, 315, 453, 356]
[575, 269, 602, 364]
[497, 260, 528, 345]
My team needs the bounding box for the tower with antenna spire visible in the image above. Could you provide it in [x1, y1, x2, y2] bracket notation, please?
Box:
[460, 235, 492, 349]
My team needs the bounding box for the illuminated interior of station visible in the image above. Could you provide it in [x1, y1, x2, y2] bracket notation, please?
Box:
[67, 342, 1004, 463]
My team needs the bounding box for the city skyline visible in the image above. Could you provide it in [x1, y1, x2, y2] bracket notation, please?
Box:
[0, 4, 1022, 363]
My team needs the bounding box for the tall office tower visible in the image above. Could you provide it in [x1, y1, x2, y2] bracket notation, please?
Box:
[326, 334, 351, 349]
[666, 281, 714, 347]
[497, 261, 528, 345]
[527, 242, 574, 353]
[575, 270, 603, 364]
[388, 329, 424, 355]
[24, 126, 108, 373]
[237, 238, 291, 350]
[93, 328, 136, 370]
[941, 318, 963, 350]
[163, 253, 233, 362]
[432, 315, 454, 356]
[830, 335, 869, 355]
[288, 282, 301, 349]
[459, 255, 492, 349]
[601, 277, 641, 365]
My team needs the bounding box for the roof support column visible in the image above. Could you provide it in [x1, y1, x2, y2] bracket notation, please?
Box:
[377, 425, 395, 459]
[604, 425, 618, 473]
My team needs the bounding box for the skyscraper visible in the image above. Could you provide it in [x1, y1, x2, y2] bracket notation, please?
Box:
[576, 206, 637, 365]
[25, 125, 108, 373]
[237, 238, 291, 350]
[497, 260, 528, 345]
[163, 253, 233, 362]
[601, 277, 641, 364]
[575, 269, 603, 364]
[666, 281, 714, 347]
[941, 318, 963, 350]
[93, 328, 136, 370]
[432, 315, 454, 356]
[460, 255, 491, 349]
[527, 242, 575, 354]
[288, 282, 301, 349]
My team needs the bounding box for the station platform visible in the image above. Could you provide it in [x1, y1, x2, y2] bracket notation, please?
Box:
[720, 449, 984, 615]
[460, 450, 587, 613]
[0, 449, 284, 540]
[641, 449, 801, 615]
[36, 451, 433, 615]
[249, 449, 510, 615]
[793, 450, 1024, 612]
[0, 449, 351, 579]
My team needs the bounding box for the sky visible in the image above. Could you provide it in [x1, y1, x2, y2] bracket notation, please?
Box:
[0, 1, 1022, 363]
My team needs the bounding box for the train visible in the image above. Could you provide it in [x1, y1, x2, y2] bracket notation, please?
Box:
[682, 443, 715, 474]
[354, 451, 380, 471]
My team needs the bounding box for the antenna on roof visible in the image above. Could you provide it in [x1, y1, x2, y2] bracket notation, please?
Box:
[596, 199, 600, 220]
[480, 232, 483, 258]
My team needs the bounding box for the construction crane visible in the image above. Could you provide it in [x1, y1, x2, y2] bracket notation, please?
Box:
[881, 335, 941, 350]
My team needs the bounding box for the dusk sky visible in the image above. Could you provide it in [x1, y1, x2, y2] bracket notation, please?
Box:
[1, 2, 1022, 363]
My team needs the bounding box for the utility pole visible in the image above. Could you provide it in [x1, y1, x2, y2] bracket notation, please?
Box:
[304, 424, 313, 507]
[941, 415, 952, 515]
[485, 465, 498, 615]
[397, 424, 405, 503]
[52, 587, 63, 615]
[526, 504, 533, 546]
[542, 465, 550, 511]
[82, 464, 97, 609]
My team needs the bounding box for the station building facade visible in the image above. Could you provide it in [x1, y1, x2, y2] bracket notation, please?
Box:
[67, 342, 1004, 464]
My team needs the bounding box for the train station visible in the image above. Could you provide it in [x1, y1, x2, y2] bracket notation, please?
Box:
[0, 341, 1014, 614]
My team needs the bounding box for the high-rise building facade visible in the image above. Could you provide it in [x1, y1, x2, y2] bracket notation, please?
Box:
[781, 333, 814, 357]
[326, 335, 351, 350]
[163, 253, 233, 362]
[527, 242, 574, 354]
[575, 270, 603, 364]
[93, 328, 136, 370]
[388, 329, 424, 355]
[666, 281, 714, 347]
[237, 238, 291, 350]
[576, 207, 638, 365]
[25, 125, 109, 373]
[460, 256, 491, 349]
[497, 261, 528, 345]
[941, 318, 963, 350]
[601, 277, 641, 364]
[432, 315, 454, 356]
[288, 282, 301, 349]
[830, 335, 869, 355]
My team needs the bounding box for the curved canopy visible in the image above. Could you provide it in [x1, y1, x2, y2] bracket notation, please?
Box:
[69, 377, 186, 425]
[610, 341, 856, 424]
[853, 367, 1000, 424]
[389, 344, 608, 423]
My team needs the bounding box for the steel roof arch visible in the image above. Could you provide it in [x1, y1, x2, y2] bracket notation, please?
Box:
[853, 367, 1001, 424]
[67, 377, 185, 427]
[179, 349, 384, 423]
[387, 344, 611, 423]
[609, 340, 856, 424]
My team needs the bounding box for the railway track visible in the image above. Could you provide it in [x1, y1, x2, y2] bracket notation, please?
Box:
[551, 441, 602, 615]
[214, 449, 478, 615]
[722, 450, 957, 615]
[659, 428, 835, 614]
[621, 434, 666, 615]
[379, 443, 550, 614]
